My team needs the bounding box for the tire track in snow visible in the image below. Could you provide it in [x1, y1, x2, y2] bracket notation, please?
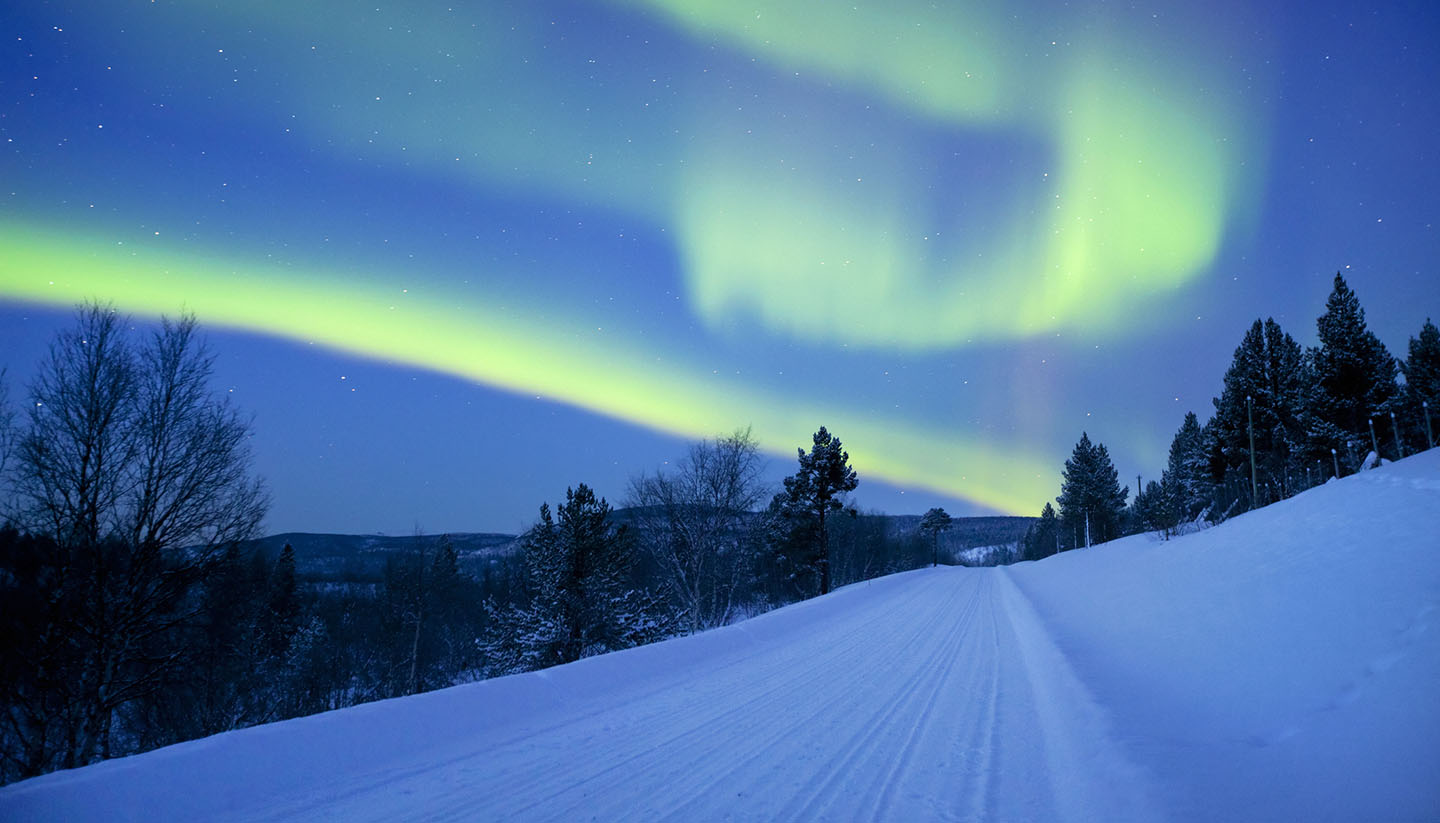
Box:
[767, 574, 985, 821]
[253, 568, 1164, 822]
[846, 573, 997, 823]
[292, 572, 971, 823]
[521, 579, 966, 819]
[540, 571, 984, 821]
[256, 578, 935, 822]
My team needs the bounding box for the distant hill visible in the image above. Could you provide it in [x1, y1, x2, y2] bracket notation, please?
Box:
[248, 513, 1033, 581]
[244, 532, 520, 582]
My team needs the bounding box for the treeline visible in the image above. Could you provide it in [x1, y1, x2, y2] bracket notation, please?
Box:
[0, 308, 940, 784]
[1020, 272, 1439, 560]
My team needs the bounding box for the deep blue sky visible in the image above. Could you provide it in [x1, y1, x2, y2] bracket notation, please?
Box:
[1, 0, 1436, 535]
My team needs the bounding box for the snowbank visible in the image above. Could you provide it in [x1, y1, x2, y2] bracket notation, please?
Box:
[1010, 449, 1440, 821]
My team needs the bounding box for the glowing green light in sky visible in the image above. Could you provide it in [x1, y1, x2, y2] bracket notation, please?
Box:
[89, 0, 1256, 349]
[623, 0, 1255, 346]
[0, 0, 1267, 515]
[0, 223, 1054, 514]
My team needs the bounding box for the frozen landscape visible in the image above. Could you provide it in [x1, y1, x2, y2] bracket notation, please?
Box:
[2, 451, 1436, 822]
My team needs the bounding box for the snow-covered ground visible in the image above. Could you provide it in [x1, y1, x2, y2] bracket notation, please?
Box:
[3, 451, 1437, 821]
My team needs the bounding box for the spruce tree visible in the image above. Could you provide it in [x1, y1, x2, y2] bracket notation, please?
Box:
[529, 486, 633, 665]
[1161, 411, 1210, 523]
[1025, 502, 1060, 559]
[265, 544, 301, 658]
[1133, 480, 1176, 536]
[1401, 318, 1440, 450]
[1210, 318, 1309, 504]
[1308, 273, 1400, 466]
[490, 484, 668, 673]
[1056, 433, 1128, 547]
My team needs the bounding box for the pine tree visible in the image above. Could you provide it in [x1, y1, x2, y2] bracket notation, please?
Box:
[1209, 318, 1309, 504]
[918, 507, 952, 567]
[768, 427, 859, 596]
[423, 536, 466, 685]
[1308, 273, 1400, 466]
[1161, 412, 1211, 523]
[1023, 502, 1060, 560]
[264, 544, 301, 658]
[1132, 480, 1176, 536]
[489, 485, 668, 673]
[1401, 318, 1440, 450]
[1055, 433, 1128, 547]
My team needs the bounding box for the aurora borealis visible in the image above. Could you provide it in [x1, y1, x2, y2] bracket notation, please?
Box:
[2, 1, 1437, 533]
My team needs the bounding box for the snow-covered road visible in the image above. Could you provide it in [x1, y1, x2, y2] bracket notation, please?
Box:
[259, 569, 1158, 822]
[3, 450, 1437, 821]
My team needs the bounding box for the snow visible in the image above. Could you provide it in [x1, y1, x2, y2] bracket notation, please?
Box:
[3, 451, 1437, 821]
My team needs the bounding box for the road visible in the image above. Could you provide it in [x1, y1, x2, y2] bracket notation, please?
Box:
[249, 568, 1161, 822]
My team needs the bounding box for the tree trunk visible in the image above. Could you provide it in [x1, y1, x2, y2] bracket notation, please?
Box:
[818, 507, 830, 595]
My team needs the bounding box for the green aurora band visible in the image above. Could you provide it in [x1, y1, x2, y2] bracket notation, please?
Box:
[0, 223, 1053, 514]
[0, 0, 1265, 513]
[632, 0, 1259, 345]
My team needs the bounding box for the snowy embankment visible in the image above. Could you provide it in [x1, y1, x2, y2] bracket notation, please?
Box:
[1008, 450, 1440, 821]
[3, 452, 1437, 821]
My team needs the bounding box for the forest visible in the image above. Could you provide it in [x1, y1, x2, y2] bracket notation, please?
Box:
[1017, 273, 1439, 560]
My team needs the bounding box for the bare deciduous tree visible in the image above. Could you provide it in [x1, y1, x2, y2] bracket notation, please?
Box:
[0, 368, 14, 520]
[2, 303, 267, 777]
[628, 428, 766, 632]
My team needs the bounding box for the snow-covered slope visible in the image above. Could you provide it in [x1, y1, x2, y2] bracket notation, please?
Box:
[1007, 450, 1440, 822]
[3, 451, 1437, 822]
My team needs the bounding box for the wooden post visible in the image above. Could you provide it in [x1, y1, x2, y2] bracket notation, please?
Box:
[1390, 411, 1404, 459]
[1247, 395, 1258, 506]
[1425, 401, 1434, 451]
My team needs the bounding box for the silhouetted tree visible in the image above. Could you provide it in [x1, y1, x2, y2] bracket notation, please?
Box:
[1161, 411, 1211, 523]
[1132, 480, 1176, 536]
[1401, 318, 1440, 450]
[919, 507, 952, 567]
[1210, 318, 1309, 504]
[2, 304, 267, 775]
[766, 427, 858, 596]
[264, 544, 301, 658]
[0, 368, 13, 511]
[487, 486, 669, 674]
[627, 428, 767, 632]
[1056, 432, 1128, 547]
[1028, 502, 1061, 559]
[1307, 273, 1400, 466]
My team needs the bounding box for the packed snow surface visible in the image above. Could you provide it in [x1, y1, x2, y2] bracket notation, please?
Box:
[4, 452, 1438, 821]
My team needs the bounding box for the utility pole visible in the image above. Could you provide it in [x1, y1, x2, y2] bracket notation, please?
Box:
[1247, 395, 1258, 506]
[1425, 401, 1435, 451]
[1389, 411, 1404, 459]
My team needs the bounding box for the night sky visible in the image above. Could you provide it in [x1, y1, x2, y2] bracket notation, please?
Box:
[2, 1, 1437, 536]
